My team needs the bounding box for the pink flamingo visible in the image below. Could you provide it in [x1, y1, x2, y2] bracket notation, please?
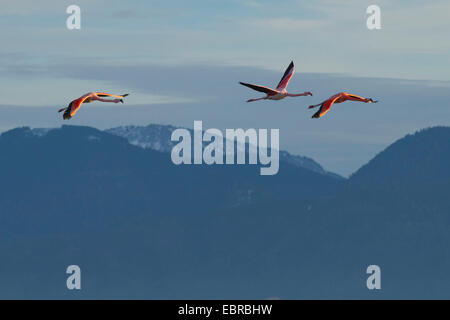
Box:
[58, 92, 129, 120]
[308, 92, 378, 118]
[239, 61, 312, 102]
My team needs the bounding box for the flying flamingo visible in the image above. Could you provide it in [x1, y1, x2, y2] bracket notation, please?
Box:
[308, 92, 378, 118]
[58, 92, 129, 120]
[239, 61, 312, 102]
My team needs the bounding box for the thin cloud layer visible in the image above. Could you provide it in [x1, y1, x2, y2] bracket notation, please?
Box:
[1, 1, 449, 79]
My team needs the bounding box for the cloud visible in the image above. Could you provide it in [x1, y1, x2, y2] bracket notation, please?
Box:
[1, 1, 449, 80]
[0, 73, 194, 107]
[0, 0, 107, 16]
[248, 18, 325, 31]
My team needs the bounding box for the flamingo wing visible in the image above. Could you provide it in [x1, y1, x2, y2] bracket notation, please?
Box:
[312, 96, 340, 118]
[239, 82, 278, 95]
[68, 95, 91, 118]
[276, 61, 294, 90]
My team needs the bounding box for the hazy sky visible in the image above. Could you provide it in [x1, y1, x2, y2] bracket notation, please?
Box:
[1, 0, 449, 176]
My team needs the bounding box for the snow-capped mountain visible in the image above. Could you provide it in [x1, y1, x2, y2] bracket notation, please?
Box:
[25, 124, 341, 178]
[105, 124, 342, 179]
[105, 124, 178, 153]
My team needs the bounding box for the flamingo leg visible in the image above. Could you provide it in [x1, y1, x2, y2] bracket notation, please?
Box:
[308, 102, 323, 109]
[95, 97, 123, 103]
[345, 94, 374, 103]
[287, 92, 313, 97]
[348, 97, 368, 102]
[247, 97, 266, 103]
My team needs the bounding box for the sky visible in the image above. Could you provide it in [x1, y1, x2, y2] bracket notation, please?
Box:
[1, 0, 449, 176]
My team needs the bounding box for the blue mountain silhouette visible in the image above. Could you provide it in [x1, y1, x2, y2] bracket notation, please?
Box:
[0, 125, 448, 299]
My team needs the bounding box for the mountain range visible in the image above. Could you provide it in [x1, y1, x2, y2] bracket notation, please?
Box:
[0, 124, 449, 299]
[105, 124, 342, 179]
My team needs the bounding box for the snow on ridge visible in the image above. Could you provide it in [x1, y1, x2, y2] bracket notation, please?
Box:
[30, 128, 52, 137]
[106, 124, 341, 179]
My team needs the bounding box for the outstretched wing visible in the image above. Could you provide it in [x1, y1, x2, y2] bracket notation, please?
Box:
[276, 61, 294, 90]
[239, 82, 278, 95]
[96, 92, 129, 98]
[68, 96, 91, 117]
[312, 96, 340, 118]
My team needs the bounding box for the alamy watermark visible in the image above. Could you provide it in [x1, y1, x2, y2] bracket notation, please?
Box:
[66, 265, 81, 290]
[366, 265, 381, 290]
[366, 5, 381, 30]
[66, 5, 81, 30]
[170, 121, 279, 176]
